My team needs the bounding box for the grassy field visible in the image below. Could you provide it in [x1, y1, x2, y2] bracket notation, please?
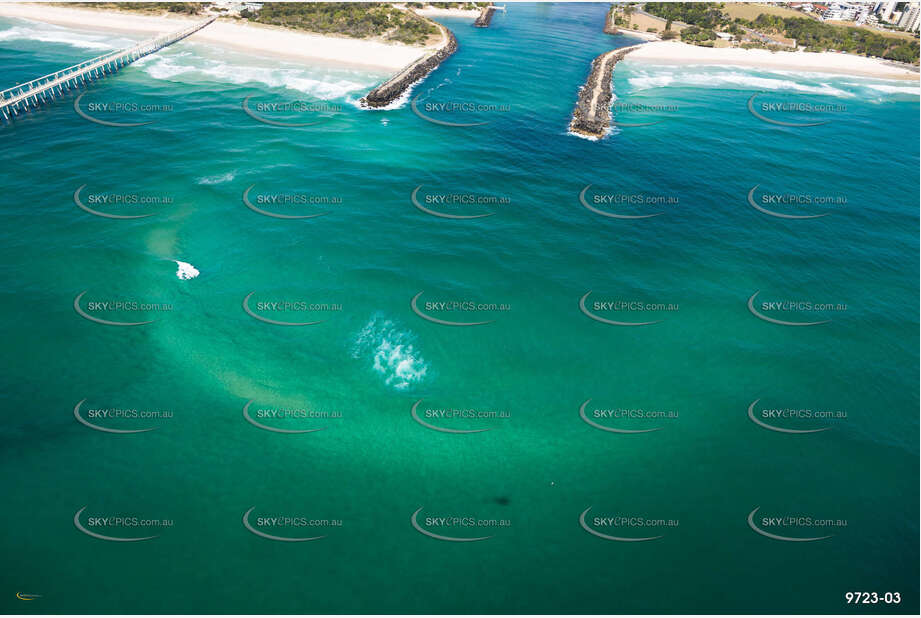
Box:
[825, 20, 919, 40]
[722, 3, 816, 21]
[632, 12, 687, 33]
[610, 8, 687, 34]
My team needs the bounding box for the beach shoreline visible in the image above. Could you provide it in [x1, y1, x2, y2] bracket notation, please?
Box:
[611, 28, 660, 42]
[0, 3, 438, 71]
[410, 6, 480, 19]
[626, 41, 919, 81]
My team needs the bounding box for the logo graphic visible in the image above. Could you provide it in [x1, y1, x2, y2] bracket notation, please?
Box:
[410, 185, 494, 220]
[73, 398, 157, 434]
[241, 507, 327, 542]
[747, 291, 830, 326]
[579, 291, 662, 326]
[242, 184, 329, 219]
[241, 95, 324, 127]
[242, 400, 325, 434]
[410, 291, 494, 326]
[73, 291, 155, 326]
[579, 399, 661, 434]
[16, 593, 41, 601]
[74, 93, 153, 127]
[410, 507, 493, 542]
[242, 292, 324, 326]
[410, 399, 493, 434]
[746, 507, 834, 542]
[73, 506, 159, 542]
[578, 185, 664, 219]
[73, 184, 157, 219]
[746, 185, 829, 219]
[579, 507, 664, 542]
[746, 92, 829, 127]
[410, 92, 489, 128]
[747, 399, 831, 434]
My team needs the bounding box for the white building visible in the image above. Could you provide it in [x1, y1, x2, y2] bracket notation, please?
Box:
[877, 0, 898, 21]
[897, 2, 920, 31]
[824, 6, 858, 20]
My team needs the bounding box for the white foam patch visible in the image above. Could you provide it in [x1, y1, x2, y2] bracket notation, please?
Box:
[627, 72, 675, 90]
[566, 129, 600, 142]
[352, 314, 428, 390]
[137, 53, 374, 100]
[175, 260, 199, 280]
[196, 172, 235, 185]
[351, 69, 439, 111]
[0, 22, 133, 51]
[134, 53, 196, 79]
[625, 67, 854, 97]
[857, 82, 920, 95]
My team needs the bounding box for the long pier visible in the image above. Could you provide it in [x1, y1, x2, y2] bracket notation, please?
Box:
[0, 17, 215, 122]
[569, 44, 643, 139]
[360, 20, 457, 109]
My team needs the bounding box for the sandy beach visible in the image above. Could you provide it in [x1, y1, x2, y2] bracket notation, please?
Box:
[613, 28, 660, 42]
[0, 3, 435, 70]
[408, 5, 480, 19]
[627, 41, 920, 81]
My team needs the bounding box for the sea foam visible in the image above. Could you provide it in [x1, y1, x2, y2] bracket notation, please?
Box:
[0, 23, 132, 50]
[175, 260, 200, 280]
[196, 172, 235, 185]
[352, 314, 428, 390]
[626, 68, 854, 97]
[137, 52, 374, 100]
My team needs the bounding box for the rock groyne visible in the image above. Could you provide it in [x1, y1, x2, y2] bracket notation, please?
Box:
[602, 7, 619, 34]
[569, 44, 642, 139]
[360, 25, 457, 109]
[474, 5, 497, 27]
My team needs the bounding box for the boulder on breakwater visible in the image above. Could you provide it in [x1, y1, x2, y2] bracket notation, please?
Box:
[360, 28, 458, 109]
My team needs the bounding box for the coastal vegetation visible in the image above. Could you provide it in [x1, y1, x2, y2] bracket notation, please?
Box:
[642, 2, 919, 63]
[645, 2, 723, 29]
[680, 25, 718, 45]
[745, 13, 919, 62]
[243, 3, 438, 45]
[62, 2, 204, 14]
[406, 2, 487, 8]
[61, 2, 442, 46]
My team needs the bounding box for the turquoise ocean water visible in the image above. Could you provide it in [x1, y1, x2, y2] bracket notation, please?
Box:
[0, 3, 918, 613]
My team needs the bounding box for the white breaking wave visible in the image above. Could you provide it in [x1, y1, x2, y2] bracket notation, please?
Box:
[626, 68, 854, 97]
[566, 129, 601, 142]
[137, 51, 375, 100]
[133, 52, 196, 79]
[626, 72, 675, 90]
[849, 82, 920, 95]
[349, 70, 444, 111]
[0, 22, 134, 51]
[352, 314, 428, 390]
[174, 260, 200, 280]
[2, 19, 379, 101]
[196, 172, 235, 185]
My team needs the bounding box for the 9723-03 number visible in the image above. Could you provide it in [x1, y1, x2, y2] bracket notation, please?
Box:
[845, 592, 901, 604]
